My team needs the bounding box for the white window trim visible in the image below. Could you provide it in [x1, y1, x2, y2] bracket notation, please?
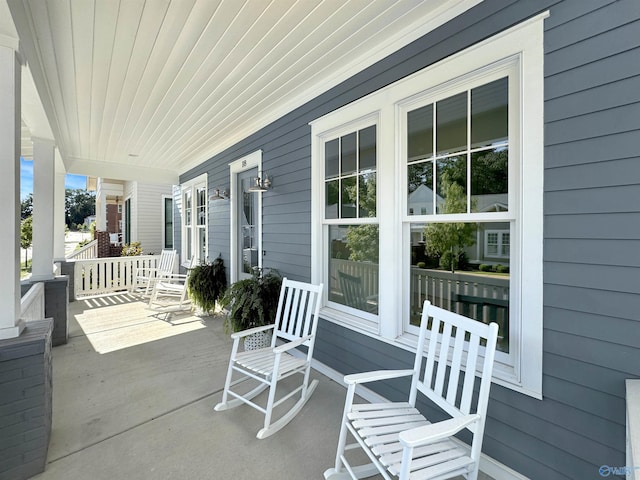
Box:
[229, 150, 263, 283]
[311, 13, 546, 398]
[181, 173, 207, 266]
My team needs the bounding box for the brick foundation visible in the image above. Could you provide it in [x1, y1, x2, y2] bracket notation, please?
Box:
[0, 319, 53, 480]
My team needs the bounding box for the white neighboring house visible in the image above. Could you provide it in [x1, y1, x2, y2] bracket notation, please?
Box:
[93, 177, 175, 255]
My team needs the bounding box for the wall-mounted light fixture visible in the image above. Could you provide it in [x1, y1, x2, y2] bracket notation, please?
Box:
[209, 188, 229, 201]
[247, 172, 272, 192]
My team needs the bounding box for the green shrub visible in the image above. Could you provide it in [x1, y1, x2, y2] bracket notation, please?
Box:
[496, 264, 510, 274]
[416, 262, 426, 268]
[479, 264, 492, 272]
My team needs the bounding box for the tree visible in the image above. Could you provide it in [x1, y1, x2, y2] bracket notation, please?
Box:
[20, 216, 33, 268]
[423, 174, 476, 272]
[346, 224, 379, 263]
[21, 194, 33, 220]
[65, 189, 95, 228]
[344, 174, 379, 263]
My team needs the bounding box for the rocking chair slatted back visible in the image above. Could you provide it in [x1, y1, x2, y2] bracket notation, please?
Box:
[276, 278, 322, 345]
[415, 304, 498, 430]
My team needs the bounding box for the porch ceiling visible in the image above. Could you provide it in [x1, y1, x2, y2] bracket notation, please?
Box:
[5, 0, 478, 183]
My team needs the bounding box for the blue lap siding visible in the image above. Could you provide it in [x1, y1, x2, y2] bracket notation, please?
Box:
[180, 1, 640, 478]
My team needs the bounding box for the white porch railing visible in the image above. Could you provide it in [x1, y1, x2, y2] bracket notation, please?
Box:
[74, 255, 161, 298]
[329, 259, 379, 299]
[66, 239, 98, 260]
[627, 380, 640, 480]
[20, 282, 45, 321]
[410, 267, 509, 315]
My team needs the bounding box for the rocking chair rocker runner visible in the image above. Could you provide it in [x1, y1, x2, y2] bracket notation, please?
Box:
[324, 300, 499, 480]
[214, 278, 324, 439]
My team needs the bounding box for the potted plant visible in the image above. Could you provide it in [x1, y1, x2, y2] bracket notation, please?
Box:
[187, 256, 227, 315]
[219, 269, 282, 349]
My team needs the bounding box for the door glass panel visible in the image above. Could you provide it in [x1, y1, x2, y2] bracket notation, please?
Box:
[238, 168, 259, 279]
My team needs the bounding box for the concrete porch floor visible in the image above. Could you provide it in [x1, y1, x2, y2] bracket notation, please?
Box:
[31, 293, 492, 480]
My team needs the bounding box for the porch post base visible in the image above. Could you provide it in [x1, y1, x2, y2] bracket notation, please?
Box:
[0, 319, 53, 480]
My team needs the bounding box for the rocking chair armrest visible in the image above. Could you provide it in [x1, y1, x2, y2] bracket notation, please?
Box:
[273, 335, 313, 354]
[399, 414, 481, 448]
[344, 369, 415, 385]
[230, 323, 276, 339]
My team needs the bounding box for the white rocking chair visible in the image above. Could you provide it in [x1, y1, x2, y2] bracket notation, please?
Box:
[130, 249, 177, 297]
[214, 278, 324, 439]
[147, 258, 195, 314]
[324, 300, 499, 480]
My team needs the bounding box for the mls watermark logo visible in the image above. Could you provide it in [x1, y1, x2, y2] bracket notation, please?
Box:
[599, 465, 640, 477]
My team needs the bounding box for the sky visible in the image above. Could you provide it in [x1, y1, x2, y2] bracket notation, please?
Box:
[20, 157, 87, 199]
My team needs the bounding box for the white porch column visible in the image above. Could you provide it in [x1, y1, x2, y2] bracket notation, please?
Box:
[0, 40, 24, 339]
[53, 168, 66, 260]
[31, 138, 56, 281]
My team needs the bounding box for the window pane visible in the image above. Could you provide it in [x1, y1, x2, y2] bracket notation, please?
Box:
[196, 187, 206, 225]
[341, 133, 357, 175]
[184, 192, 192, 226]
[471, 77, 508, 149]
[325, 179, 339, 219]
[409, 221, 509, 352]
[186, 228, 192, 261]
[471, 148, 508, 212]
[164, 198, 173, 249]
[328, 225, 378, 315]
[436, 156, 466, 214]
[341, 176, 357, 218]
[436, 92, 467, 155]
[358, 173, 376, 217]
[198, 227, 206, 263]
[408, 161, 434, 215]
[359, 126, 376, 172]
[408, 104, 433, 161]
[326, 139, 339, 179]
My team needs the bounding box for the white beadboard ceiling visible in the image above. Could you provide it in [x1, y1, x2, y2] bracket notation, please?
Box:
[6, 0, 479, 183]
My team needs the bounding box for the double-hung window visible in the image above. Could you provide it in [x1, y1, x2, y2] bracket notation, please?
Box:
[311, 16, 544, 397]
[321, 118, 379, 328]
[181, 174, 207, 265]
